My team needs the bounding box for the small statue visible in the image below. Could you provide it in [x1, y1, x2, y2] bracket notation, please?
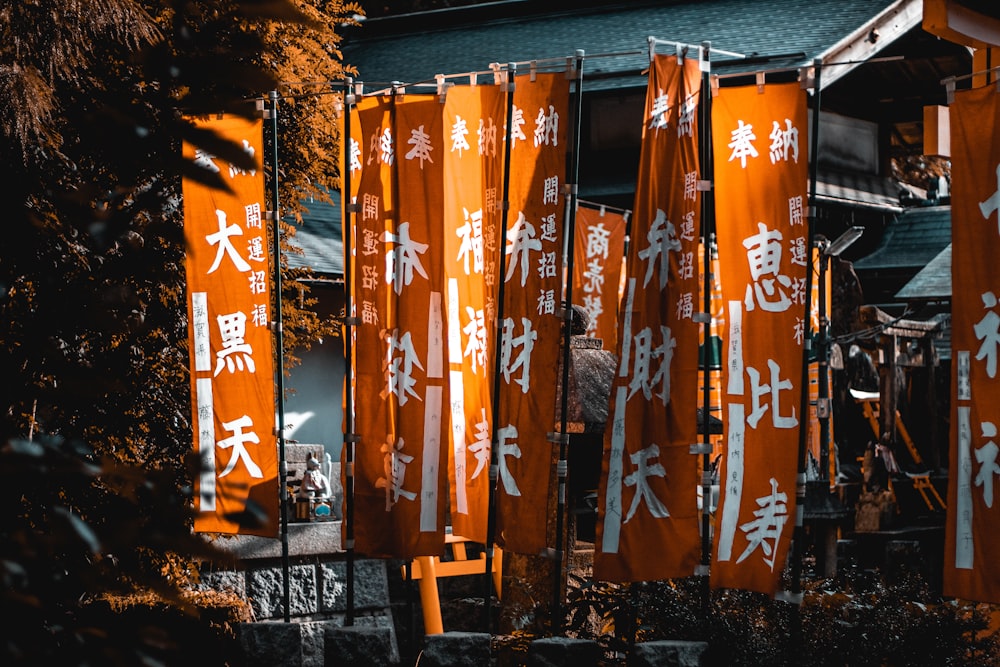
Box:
[297, 454, 332, 499]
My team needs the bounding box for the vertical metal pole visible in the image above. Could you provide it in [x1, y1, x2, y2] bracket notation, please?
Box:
[818, 247, 831, 483]
[484, 62, 517, 633]
[790, 56, 822, 624]
[552, 49, 585, 633]
[267, 90, 292, 623]
[341, 78, 357, 627]
[697, 41, 715, 616]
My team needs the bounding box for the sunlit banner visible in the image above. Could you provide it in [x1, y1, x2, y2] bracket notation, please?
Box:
[182, 114, 279, 536]
[945, 84, 1000, 604]
[573, 203, 628, 351]
[711, 80, 809, 595]
[350, 93, 449, 558]
[443, 82, 505, 543]
[594, 53, 702, 582]
[493, 71, 570, 555]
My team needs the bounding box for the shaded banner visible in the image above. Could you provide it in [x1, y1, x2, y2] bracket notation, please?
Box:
[574, 203, 628, 351]
[594, 53, 702, 582]
[443, 83, 506, 543]
[945, 83, 1000, 604]
[711, 81, 809, 595]
[182, 114, 279, 536]
[350, 93, 449, 558]
[494, 71, 569, 555]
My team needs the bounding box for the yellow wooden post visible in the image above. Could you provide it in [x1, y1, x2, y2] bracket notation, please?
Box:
[415, 556, 444, 635]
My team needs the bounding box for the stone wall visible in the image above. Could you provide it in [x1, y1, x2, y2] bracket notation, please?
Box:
[196, 444, 399, 666]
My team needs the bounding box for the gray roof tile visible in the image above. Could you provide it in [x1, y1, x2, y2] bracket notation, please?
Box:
[344, 0, 905, 92]
[287, 189, 344, 277]
[853, 205, 951, 271]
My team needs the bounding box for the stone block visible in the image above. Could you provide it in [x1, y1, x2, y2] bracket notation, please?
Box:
[324, 624, 397, 667]
[631, 640, 708, 667]
[238, 621, 303, 667]
[248, 563, 318, 619]
[527, 637, 601, 667]
[420, 632, 492, 667]
[321, 559, 390, 611]
[197, 569, 245, 595]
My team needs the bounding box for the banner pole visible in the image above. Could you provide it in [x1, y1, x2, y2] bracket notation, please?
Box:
[551, 49, 585, 633]
[266, 89, 292, 623]
[484, 62, 518, 634]
[697, 41, 715, 617]
[341, 78, 357, 627]
[789, 56, 823, 639]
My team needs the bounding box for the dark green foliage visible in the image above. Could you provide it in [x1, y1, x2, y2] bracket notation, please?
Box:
[0, 1, 357, 663]
[0, 435, 234, 664]
[563, 569, 1000, 666]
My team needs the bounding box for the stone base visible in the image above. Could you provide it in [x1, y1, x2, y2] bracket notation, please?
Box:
[324, 624, 398, 667]
[420, 632, 492, 667]
[527, 637, 601, 666]
[631, 640, 708, 667]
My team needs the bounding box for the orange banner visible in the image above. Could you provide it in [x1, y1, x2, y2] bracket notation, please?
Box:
[573, 204, 628, 351]
[945, 84, 1000, 604]
[182, 115, 279, 536]
[350, 93, 449, 558]
[494, 72, 569, 555]
[711, 81, 809, 595]
[443, 83, 505, 543]
[594, 54, 702, 582]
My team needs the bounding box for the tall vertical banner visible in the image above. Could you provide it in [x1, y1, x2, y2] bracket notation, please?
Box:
[945, 84, 1000, 604]
[350, 93, 449, 558]
[443, 82, 505, 543]
[182, 114, 280, 536]
[574, 204, 628, 351]
[711, 81, 808, 594]
[494, 72, 569, 555]
[594, 53, 702, 582]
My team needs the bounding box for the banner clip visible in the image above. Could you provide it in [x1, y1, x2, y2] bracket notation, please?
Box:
[343, 316, 361, 327]
[696, 179, 712, 192]
[710, 75, 720, 97]
[556, 459, 568, 476]
[694, 564, 710, 576]
[344, 433, 361, 444]
[756, 71, 766, 94]
[436, 74, 448, 103]
[690, 443, 712, 455]
[547, 431, 570, 445]
[539, 547, 564, 561]
[799, 66, 815, 90]
[346, 202, 360, 213]
[556, 307, 574, 322]
[270, 321, 282, 334]
[699, 41, 711, 73]
[345, 538, 355, 550]
[693, 312, 711, 324]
